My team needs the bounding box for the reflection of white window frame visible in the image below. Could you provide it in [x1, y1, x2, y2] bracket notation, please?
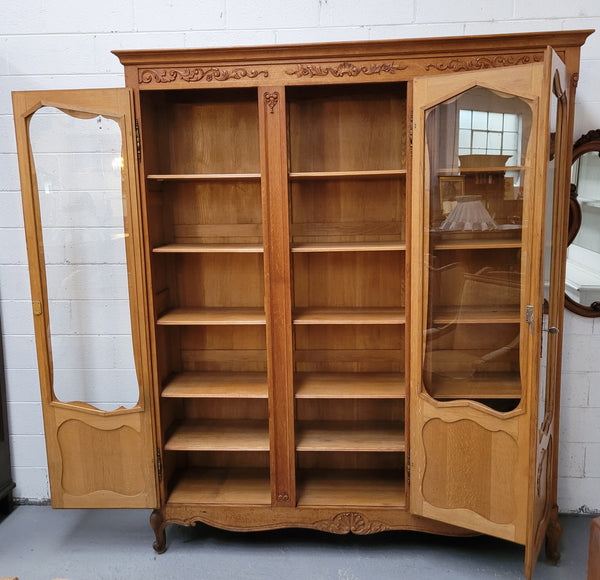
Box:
[458, 109, 523, 189]
[458, 109, 522, 162]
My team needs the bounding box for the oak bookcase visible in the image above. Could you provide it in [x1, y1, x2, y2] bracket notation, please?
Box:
[13, 30, 592, 578]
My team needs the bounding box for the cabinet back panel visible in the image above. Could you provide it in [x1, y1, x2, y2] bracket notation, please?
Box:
[296, 399, 404, 422]
[186, 451, 270, 468]
[180, 326, 267, 372]
[291, 178, 405, 243]
[185, 399, 268, 420]
[146, 182, 263, 245]
[175, 254, 265, 308]
[294, 352, 404, 373]
[293, 252, 404, 308]
[297, 451, 403, 470]
[180, 326, 266, 349]
[148, 90, 260, 174]
[295, 325, 402, 349]
[426, 332, 520, 375]
[430, 249, 520, 307]
[171, 182, 262, 243]
[288, 84, 407, 172]
[294, 325, 404, 373]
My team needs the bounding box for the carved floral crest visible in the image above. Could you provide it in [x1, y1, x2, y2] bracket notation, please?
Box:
[314, 512, 391, 534]
[285, 61, 406, 79]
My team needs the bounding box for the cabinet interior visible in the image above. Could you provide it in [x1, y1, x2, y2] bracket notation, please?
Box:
[139, 81, 410, 507]
[288, 82, 408, 506]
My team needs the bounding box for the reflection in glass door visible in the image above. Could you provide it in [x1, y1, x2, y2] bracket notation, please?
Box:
[423, 86, 534, 412]
[29, 107, 139, 410]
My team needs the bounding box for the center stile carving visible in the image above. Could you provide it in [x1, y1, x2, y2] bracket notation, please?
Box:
[264, 92, 279, 114]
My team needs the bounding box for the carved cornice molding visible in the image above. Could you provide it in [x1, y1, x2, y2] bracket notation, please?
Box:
[314, 512, 391, 535]
[139, 67, 269, 84]
[425, 54, 543, 72]
[285, 61, 406, 79]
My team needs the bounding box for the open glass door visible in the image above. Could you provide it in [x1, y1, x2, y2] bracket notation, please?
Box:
[410, 53, 566, 567]
[524, 50, 570, 577]
[13, 89, 158, 508]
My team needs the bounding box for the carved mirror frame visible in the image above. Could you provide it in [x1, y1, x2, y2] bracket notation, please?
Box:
[566, 129, 600, 316]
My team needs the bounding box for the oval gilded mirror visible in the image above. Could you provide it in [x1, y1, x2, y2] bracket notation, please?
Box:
[566, 129, 600, 316]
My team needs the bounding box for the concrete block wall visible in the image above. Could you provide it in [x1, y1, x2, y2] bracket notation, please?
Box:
[0, 1, 599, 511]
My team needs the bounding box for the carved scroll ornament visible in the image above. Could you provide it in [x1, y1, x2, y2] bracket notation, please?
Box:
[425, 54, 542, 72]
[139, 67, 269, 84]
[285, 61, 406, 79]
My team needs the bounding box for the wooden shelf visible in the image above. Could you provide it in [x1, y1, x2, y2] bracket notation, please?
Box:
[157, 307, 266, 326]
[153, 243, 264, 254]
[437, 166, 524, 174]
[297, 470, 405, 507]
[162, 372, 268, 399]
[293, 308, 405, 325]
[432, 238, 521, 250]
[291, 242, 406, 253]
[432, 305, 520, 324]
[458, 166, 524, 173]
[296, 421, 405, 452]
[295, 373, 405, 399]
[147, 173, 261, 182]
[168, 468, 271, 505]
[165, 419, 269, 451]
[428, 372, 521, 399]
[289, 169, 406, 180]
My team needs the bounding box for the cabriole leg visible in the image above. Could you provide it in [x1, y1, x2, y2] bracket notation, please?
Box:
[150, 509, 167, 554]
[545, 505, 562, 564]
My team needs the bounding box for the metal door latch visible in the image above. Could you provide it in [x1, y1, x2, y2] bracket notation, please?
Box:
[526, 305, 534, 335]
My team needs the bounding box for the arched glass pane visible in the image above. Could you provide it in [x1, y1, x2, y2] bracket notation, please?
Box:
[423, 86, 533, 412]
[28, 107, 138, 410]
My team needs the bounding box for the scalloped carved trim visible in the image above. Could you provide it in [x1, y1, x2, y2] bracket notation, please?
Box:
[139, 67, 269, 84]
[314, 512, 391, 534]
[285, 62, 406, 79]
[425, 54, 543, 72]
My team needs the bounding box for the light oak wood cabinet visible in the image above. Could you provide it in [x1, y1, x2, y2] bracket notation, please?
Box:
[12, 30, 593, 578]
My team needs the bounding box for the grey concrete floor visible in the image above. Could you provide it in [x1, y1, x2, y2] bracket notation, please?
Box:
[0, 506, 594, 579]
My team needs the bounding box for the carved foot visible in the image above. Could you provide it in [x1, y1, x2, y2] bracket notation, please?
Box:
[150, 509, 167, 554]
[545, 505, 562, 565]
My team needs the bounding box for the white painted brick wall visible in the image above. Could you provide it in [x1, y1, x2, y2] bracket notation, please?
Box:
[0, 0, 599, 511]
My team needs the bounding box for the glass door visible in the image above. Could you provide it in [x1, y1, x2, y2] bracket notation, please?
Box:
[525, 50, 571, 577]
[13, 89, 157, 508]
[410, 59, 557, 547]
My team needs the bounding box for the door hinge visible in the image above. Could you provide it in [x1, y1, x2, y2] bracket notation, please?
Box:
[407, 450, 410, 486]
[409, 110, 414, 154]
[135, 119, 141, 162]
[156, 446, 162, 482]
